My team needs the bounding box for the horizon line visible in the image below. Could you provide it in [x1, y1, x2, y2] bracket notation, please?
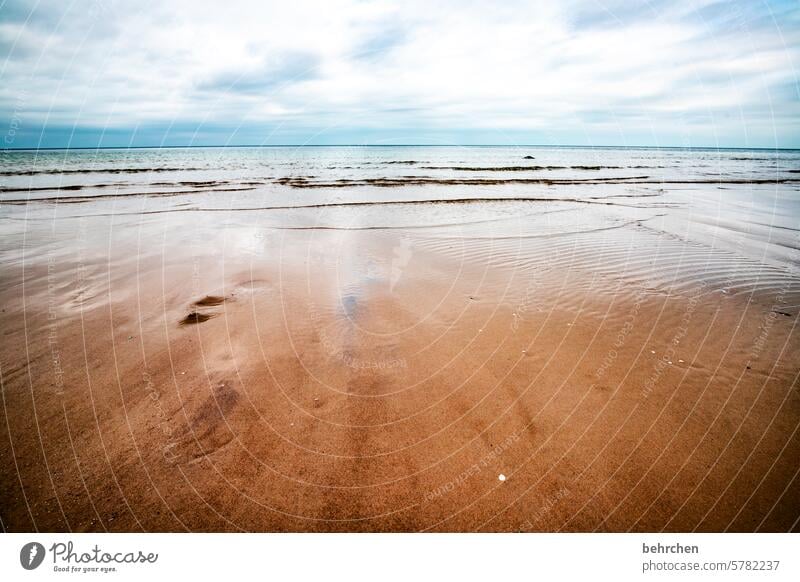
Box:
[3, 144, 800, 152]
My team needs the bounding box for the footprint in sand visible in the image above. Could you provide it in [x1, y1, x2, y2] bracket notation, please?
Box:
[179, 295, 230, 325]
[232, 279, 271, 298]
[193, 295, 226, 307]
[167, 381, 241, 464]
[180, 311, 216, 325]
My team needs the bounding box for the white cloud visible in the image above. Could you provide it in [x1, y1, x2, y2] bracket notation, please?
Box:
[1, 0, 798, 146]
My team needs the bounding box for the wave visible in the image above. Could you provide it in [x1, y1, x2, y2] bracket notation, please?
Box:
[0, 166, 204, 176]
[2, 195, 669, 214]
[0, 186, 256, 203]
[273, 175, 800, 188]
[419, 165, 625, 171]
[0, 180, 264, 194]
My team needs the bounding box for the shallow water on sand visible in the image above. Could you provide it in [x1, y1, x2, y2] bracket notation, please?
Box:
[2, 146, 799, 300]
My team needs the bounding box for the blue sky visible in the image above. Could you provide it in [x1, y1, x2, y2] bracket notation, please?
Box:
[1, 0, 799, 148]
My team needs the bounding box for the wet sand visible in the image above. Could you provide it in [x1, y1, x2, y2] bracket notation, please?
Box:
[1, 202, 798, 532]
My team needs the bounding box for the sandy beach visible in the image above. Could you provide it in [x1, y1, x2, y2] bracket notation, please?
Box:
[1, 147, 798, 532]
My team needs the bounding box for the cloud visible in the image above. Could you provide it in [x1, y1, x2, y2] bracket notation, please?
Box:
[0, 0, 798, 148]
[197, 51, 322, 94]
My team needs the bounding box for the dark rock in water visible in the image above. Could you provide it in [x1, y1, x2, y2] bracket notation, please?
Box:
[523, 155, 535, 159]
[180, 312, 215, 325]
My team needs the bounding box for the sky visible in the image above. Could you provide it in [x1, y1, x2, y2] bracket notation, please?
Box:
[1, 0, 799, 149]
